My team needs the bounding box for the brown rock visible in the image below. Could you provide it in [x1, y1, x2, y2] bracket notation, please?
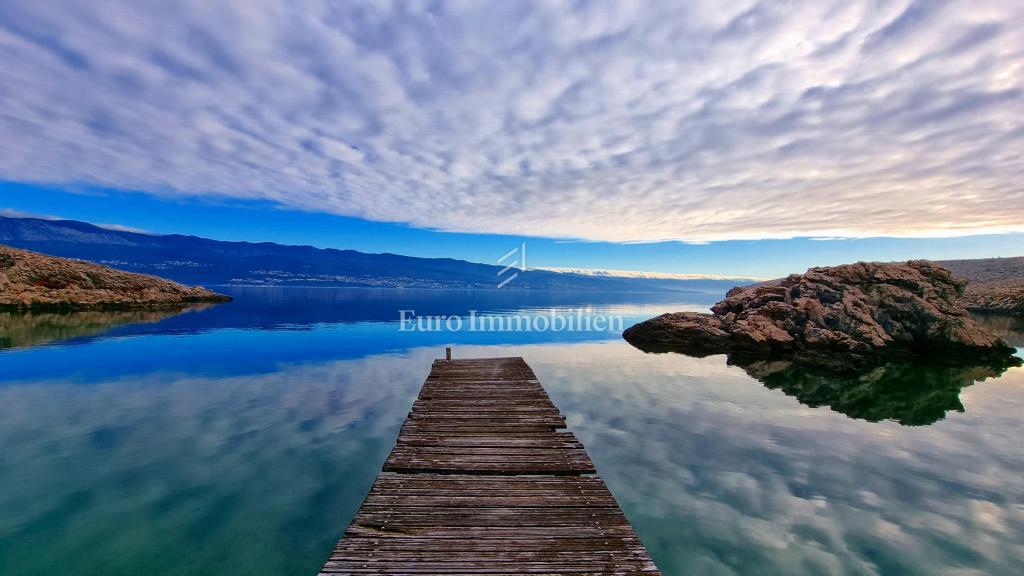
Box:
[621, 312, 732, 355]
[624, 260, 1020, 371]
[938, 256, 1024, 316]
[0, 244, 232, 310]
[959, 281, 1024, 316]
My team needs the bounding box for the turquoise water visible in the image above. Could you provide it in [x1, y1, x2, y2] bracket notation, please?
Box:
[0, 288, 1022, 575]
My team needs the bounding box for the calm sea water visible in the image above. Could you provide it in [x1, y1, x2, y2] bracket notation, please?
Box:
[1, 288, 1022, 576]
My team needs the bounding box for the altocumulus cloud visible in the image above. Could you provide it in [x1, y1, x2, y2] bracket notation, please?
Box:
[0, 0, 1022, 242]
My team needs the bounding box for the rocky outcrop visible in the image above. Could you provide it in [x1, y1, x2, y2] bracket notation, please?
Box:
[959, 281, 1024, 316]
[0, 244, 231, 310]
[624, 261, 1021, 371]
[939, 256, 1024, 315]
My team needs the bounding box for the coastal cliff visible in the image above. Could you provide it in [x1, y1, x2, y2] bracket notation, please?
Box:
[0, 245, 231, 310]
[624, 260, 1020, 371]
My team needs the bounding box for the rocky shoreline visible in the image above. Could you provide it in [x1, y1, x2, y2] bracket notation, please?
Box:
[959, 281, 1024, 316]
[624, 260, 1021, 371]
[940, 256, 1024, 316]
[0, 245, 232, 310]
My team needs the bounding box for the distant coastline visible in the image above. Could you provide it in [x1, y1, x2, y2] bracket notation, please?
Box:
[2, 215, 1022, 315]
[0, 215, 750, 293]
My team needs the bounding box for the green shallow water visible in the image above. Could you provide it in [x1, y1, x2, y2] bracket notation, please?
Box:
[0, 288, 1021, 576]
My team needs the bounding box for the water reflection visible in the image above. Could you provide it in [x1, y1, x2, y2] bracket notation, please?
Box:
[0, 348, 431, 576]
[137, 286, 717, 334]
[972, 313, 1024, 348]
[0, 305, 213, 349]
[740, 359, 1012, 425]
[0, 291, 1021, 575]
[625, 312, 1024, 426]
[452, 343, 1024, 576]
[0, 287, 717, 351]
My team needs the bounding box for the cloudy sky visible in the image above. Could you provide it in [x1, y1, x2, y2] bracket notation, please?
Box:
[0, 0, 1022, 266]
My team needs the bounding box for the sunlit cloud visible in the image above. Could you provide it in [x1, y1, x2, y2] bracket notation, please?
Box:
[0, 208, 60, 220]
[537, 266, 766, 281]
[0, 208, 150, 233]
[0, 0, 1021, 242]
[92, 222, 154, 234]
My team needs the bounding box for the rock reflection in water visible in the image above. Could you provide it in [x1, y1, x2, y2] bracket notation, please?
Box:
[739, 359, 1013, 425]
[625, 312, 1024, 426]
[0, 305, 215, 350]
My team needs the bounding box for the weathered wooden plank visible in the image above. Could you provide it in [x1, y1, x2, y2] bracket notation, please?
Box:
[382, 462, 596, 475]
[319, 356, 659, 575]
[397, 422, 565, 430]
[343, 524, 646, 539]
[333, 534, 647, 545]
[400, 422, 565, 429]
[412, 401, 557, 408]
[395, 436, 583, 448]
[369, 474, 608, 487]
[384, 452, 595, 461]
[363, 495, 614, 505]
[322, 559, 660, 570]
[406, 414, 565, 422]
[333, 538, 649, 552]
[387, 444, 585, 453]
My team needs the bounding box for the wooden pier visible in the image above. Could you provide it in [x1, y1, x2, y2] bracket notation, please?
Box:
[319, 356, 661, 575]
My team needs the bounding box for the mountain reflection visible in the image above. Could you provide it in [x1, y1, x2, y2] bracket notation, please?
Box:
[0, 305, 215, 350]
[738, 359, 1013, 426]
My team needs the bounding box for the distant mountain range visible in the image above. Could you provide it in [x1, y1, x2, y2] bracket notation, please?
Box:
[0, 216, 755, 292]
